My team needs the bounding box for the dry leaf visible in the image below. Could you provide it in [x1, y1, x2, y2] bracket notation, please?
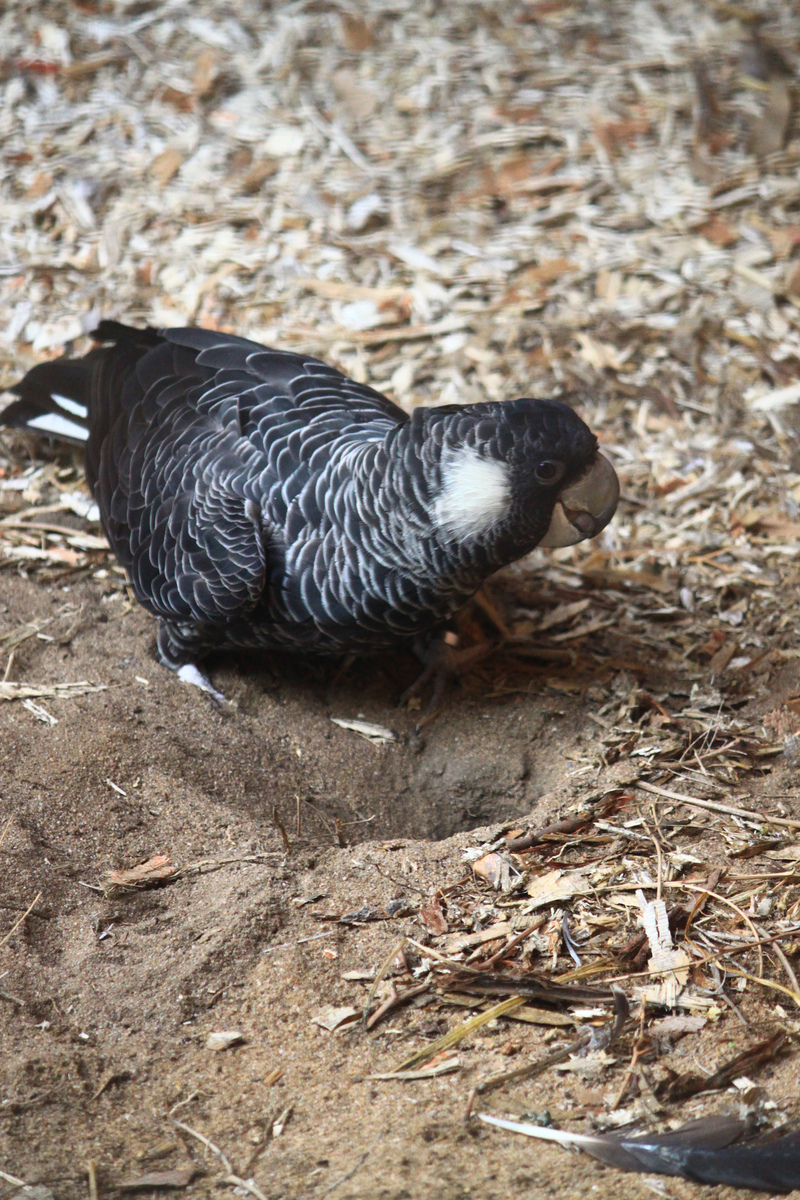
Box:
[697, 217, 739, 247]
[576, 333, 629, 372]
[650, 1014, 707, 1038]
[193, 49, 218, 98]
[310, 1005, 360, 1032]
[517, 258, 577, 288]
[768, 224, 800, 258]
[119, 1169, 197, 1190]
[332, 70, 379, 119]
[339, 13, 373, 51]
[150, 148, 184, 187]
[25, 172, 53, 200]
[472, 852, 505, 887]
[555, 1049, 617, 1075]
[750, 78, 792, 156]
[418, 895, 448, 935]
[592, 112, 651, 155]
[205, 1030, 244, 1051]
[525, 869, 591, 909]
[239, 157, 279, 195]
[537, 598, 591, 631]
[104, 855, 176, 892]
[159, 86, 194, 112]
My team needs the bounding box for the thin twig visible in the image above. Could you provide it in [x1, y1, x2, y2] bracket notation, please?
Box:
[301, 101, 378, 176]
[403, 936, 518, 978]
[367, 1059, 461, 1081]
[763, 927, 800, 996]
[600, 927, 800, 987]
[222, 1176, 267, 1200]
[363, 936, 407, 1031]
[0, 1172, 27, 1189]
[0, 814, 12, 850]
[272, 806, 291, 854]
[649, 803, 664, 903]
[87, 1160, 98, 1200]
[638, 781, 800, 830]
[725, 963, 800, 1009]
[680, 884, 764, 979]
[610, 1004, 647, 1110]
[471, 919, 546, 971]
[366, 981, 429, 1031]
[0, 891, 42, 950]
[464, 987, 629, 1121]
[506, 814, 593, 852]
[464, 1032, 592, 1121]
[171, 1118, 233, 1174]
[178, 853, 282, 878]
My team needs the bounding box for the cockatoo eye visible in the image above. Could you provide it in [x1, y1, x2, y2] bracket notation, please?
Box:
[534, 459, 565, 485]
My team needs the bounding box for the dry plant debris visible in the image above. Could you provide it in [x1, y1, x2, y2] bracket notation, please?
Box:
[3, 0, 800, 1196]
[117, 1167, 198, 1191]
[101, 853, 176, 896]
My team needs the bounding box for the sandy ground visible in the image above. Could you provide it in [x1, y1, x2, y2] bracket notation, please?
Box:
[3, 563, 800, 1200]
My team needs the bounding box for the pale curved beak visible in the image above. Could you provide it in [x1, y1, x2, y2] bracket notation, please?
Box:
[538, 453, 619, 548]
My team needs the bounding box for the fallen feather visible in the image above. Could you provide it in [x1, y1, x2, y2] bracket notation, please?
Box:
[336, 299, 385, 331]
[477, 1112, 800, 1192]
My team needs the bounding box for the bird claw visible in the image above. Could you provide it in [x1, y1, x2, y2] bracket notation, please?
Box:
[176, 663, 227, 706]
[400, 635, 496, 738]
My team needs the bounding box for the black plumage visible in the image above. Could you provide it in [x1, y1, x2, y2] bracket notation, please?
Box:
[1, 322, 618, 678]
[479, 1112, 800, 1192]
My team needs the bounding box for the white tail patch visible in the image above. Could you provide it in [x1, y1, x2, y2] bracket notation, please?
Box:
[434, 446, 510, 540]
[51, 392, 88, 419]
[27, 412, 89, 441]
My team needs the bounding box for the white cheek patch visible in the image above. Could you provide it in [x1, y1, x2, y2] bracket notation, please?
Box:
[27, 412, 89, 441]
[434, 447, 510, 540]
